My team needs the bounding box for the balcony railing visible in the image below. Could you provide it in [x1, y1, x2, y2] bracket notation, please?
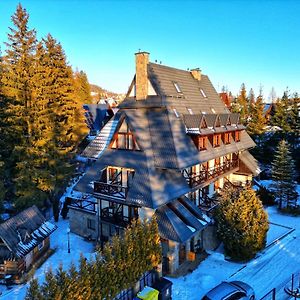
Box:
[185, 160, 239, 188]
[101, 207, 134, 227]
[94, 182, 128, 199]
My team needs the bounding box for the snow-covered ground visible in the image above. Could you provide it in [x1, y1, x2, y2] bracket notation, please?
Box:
[170, 206, 300, 300]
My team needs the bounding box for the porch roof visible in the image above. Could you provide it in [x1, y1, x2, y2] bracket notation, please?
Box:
[155, 197, 210, 243]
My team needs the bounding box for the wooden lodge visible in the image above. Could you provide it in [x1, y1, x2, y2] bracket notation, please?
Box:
[0, 205, 57, 281]
[69, 52, 259, 275]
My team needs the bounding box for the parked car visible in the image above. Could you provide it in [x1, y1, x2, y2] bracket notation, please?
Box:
[201, 281, 255, 300]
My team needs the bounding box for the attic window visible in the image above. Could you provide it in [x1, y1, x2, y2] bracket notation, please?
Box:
[173, 108, 179, 118]
[187, 108, 193, 115]
[200, 89, 207, 98]
[173, 82, 182, 93]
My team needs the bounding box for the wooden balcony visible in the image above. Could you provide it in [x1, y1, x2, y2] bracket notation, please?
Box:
[101, 208, 134, 227]
[66, 196, 96, 212]
[185, 160, 239, 189]
[94, 182, 128, 199]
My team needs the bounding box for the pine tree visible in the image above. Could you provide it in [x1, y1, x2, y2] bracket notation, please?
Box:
[41, 269, 61, 299]
[236, 83, 249, 124]
[1, 4, 49, 210]
[25, 278, 43, 300]
[73, 70, 92, 105]
[271, 90, 291, 132]
[215, 187, 269, 261]
[247, 93, 266, 135]
[271, 140, 298, 209]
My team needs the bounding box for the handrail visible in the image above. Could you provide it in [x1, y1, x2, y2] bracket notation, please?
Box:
[187, 160, 239, 188]
[94, 182, 128, 199]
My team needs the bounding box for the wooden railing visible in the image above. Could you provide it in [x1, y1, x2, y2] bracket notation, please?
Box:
[186, 160, 239, 188]
[101, 207, 133, 227]
[94, 182, 128, 199]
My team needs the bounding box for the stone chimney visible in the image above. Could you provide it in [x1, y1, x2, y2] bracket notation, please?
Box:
[135, 51, 149, 100]
[191, 68, 201, 81]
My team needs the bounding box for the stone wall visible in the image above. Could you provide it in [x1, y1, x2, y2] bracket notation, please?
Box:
[69, 208, 98, 240]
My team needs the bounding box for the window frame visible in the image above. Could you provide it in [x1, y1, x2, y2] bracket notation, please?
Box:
[213, 134, 222, 147]
[173, 82, 182, 93]
[199, 136, 208, 151]
[87, 218, 96, 230]
[200, 88, 207, 98]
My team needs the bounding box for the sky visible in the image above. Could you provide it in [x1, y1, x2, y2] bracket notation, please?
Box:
[1, 0, 300, 102]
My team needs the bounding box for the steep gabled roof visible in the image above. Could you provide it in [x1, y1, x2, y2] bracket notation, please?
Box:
[0, 206, 57, 260]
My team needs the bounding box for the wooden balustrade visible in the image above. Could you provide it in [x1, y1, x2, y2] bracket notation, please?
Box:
[187, 160, 239, 188]
[94, 182, 128, 199]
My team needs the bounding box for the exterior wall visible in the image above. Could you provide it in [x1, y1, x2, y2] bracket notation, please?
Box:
[166, 240, 179, 274]
[138, 207, 155, 221]
[69, 207, 98, 240]
[24, 251, 33, 270]
[229, 173, 252, 185]
[202, 225, 220, 251]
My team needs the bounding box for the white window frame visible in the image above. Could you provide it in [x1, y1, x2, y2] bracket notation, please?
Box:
[38, 240, 44, 251]
[173, 108, 179, 118]
[200, 88, 207, 98]
[187, 108, 193, 115]
[173, 82, 182, 93]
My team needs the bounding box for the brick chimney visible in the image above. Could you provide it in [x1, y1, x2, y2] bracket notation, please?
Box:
[135, 51, 149, 100]
[191, 68, 201, 81]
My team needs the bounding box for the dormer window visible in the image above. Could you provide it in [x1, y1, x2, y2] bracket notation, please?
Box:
[200, 89, 207, 98]
[187, 108, 193, 115]
[173, 82, 182, 93]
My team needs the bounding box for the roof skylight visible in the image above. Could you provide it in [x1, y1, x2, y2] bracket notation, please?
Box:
[173, 108, 179, 118]
[200, 88, 207, 98]
[173, 82, 182, 93]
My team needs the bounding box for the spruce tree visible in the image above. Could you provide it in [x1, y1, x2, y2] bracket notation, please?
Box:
[271, 90, 291, 132]
[25, 278, 43, 300]
[271, 140, 298, 209]
[1, 4, 48, 210]
[73, 70, 92, 105]
[236, 83, 249, 124]
[215, 187, 269, 261]
[247, 93, 266, 135]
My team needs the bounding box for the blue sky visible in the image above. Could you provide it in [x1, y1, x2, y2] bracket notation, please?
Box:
[1, 0, 300, 101]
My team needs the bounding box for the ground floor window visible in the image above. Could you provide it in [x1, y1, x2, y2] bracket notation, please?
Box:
[87, 218, 96, 230]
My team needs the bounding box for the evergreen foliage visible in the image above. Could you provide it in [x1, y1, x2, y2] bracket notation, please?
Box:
[270, 90, 291, 132]
[0, 4, 89, 213]
[26, 217, 162, 300]
[271, 140, 298, 209]
[215, 187, 269, 261]
[247, 93, 266, 135]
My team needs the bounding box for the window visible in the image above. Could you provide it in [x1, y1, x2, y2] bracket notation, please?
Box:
[187, 108, 193, 115]
[173, 108, 179, 118]
[223, 132, 231, 144]
[200, 88, 207, 97]
[199, 136, 207, 150]
[111, 121, 140, 150]
[108, 167, 122, 184]
[38, 241, 44, 251]
[213, 134, 221, 147]
[234, 131, 241, 142]
[87, 218, 96, 230]
[173, 82, 182, 93]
